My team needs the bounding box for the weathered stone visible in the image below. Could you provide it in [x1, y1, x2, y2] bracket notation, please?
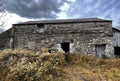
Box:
[0, 18, 119, 58]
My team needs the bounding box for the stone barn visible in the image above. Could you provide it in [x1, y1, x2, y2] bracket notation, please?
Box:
[0, 18, 120, 58]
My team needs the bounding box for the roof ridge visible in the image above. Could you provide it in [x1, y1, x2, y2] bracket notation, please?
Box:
[13, 18, 112, 25]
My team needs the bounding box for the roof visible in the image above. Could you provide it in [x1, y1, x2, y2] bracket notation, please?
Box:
[13, 18, 112, 25]
[113, 28, 120, 32]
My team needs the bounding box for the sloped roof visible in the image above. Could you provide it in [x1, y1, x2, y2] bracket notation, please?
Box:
[113, 28, 120, 32]
[13, 18, 112, 25]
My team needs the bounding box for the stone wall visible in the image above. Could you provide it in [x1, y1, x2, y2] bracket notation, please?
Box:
[13, 21, 114, 58]
[0, 28, 13, 49]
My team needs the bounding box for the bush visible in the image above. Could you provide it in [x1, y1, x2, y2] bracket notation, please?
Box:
[0, 49, 67, 81]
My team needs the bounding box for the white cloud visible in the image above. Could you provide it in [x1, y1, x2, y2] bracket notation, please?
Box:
[60, 2, 70, 11]
[57, 12, 68, 19]
[57, 0, 76, 19]
[4, 12, 35, 30]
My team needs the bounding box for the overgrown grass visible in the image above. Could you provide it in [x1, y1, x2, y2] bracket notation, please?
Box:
[0, 49, 120, 81]
[0, 49, 68, 81]
[69, 54, 120, 80]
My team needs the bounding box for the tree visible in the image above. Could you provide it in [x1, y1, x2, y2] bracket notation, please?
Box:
[0, 0, 7, 28]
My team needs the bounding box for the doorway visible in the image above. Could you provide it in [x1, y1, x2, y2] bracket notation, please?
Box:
[61, 42, 69, 53]
[114, 47, 120, 57]
[95, 44, 106, 58]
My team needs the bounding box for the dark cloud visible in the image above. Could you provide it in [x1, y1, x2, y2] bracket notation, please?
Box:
[5, 0, 120, 27]
[0, 0, 5, 12]
[5, 0, 69, 19]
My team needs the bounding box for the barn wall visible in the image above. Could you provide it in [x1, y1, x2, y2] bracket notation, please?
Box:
[113, 29, 120, 47]
[0, 28, 13, 49]
[113, 28, 120, 57]
[13, 21, 114, 58]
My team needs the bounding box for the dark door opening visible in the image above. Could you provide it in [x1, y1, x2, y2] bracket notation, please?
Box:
[114, 47, 120, 57]
[61, 43, 69, 53]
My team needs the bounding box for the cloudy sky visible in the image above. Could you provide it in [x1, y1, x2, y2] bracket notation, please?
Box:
[2, 0, 120, 29]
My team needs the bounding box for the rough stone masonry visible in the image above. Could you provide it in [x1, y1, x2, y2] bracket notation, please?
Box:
[0, 18, 120, 58]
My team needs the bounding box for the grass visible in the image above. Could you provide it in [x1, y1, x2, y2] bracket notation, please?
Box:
[0, 49, 68, 81]
[68, 54, 120, 80]
[0, 49, 120, 81]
